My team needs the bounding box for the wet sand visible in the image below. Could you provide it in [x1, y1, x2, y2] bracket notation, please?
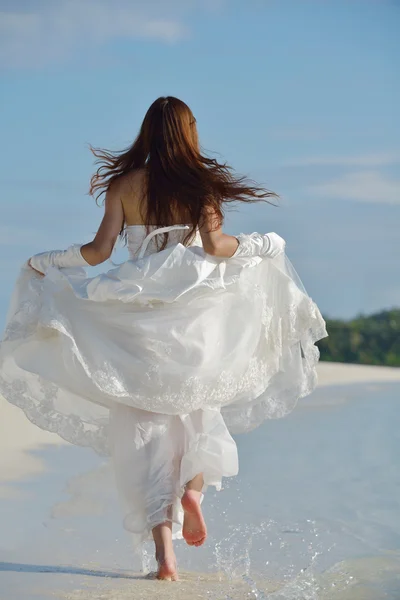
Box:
[1, 363, 400, 599]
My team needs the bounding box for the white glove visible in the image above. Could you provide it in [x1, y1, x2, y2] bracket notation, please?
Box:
[232, 232, 286, 259]
[29, 244, 89, 275]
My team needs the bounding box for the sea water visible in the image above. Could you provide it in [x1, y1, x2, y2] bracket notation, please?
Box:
[1, 382, 399, 599]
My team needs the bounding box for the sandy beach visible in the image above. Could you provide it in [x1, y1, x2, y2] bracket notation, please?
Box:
[317, 361, 400, 386]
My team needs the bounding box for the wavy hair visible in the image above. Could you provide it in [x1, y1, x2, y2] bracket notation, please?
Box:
[89, 96, 278, 248]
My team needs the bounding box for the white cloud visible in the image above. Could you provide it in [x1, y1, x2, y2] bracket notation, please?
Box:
[286, 153, 400, 168]
[309, 170, 400, 205]
[0, 0, 193, 68]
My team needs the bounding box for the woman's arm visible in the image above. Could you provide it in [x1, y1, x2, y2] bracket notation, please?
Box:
[80, 181, 124, 266]
[199, 209, 239, 258]
[29, 181, 124, 274]
[199, 207, 286, 260]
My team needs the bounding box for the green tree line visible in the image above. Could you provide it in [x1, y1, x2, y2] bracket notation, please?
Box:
[317, 309, 400, 367]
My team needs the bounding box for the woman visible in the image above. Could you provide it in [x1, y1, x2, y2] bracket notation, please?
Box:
[0, 96, 327, 581]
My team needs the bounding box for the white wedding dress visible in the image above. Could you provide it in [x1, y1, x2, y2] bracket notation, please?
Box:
[0, 224, 327, 545]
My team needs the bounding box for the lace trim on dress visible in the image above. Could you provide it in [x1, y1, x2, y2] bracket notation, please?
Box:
[0, 241, 328, 455]
[0, 268, 326, 454]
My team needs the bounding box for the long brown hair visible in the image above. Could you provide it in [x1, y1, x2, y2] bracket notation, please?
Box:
[89, 96, 278, 248]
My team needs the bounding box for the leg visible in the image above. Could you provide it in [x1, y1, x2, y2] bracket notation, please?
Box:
[110, 405, 182, 575]
[182, 473, 207, 547]
[152, 517, 178, 581]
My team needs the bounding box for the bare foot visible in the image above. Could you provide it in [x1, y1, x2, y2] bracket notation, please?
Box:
[181, 489, 207, 547]
[156, 552, 178, 581]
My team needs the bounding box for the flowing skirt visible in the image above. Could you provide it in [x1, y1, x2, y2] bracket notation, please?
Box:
[0, 243, 327, 541]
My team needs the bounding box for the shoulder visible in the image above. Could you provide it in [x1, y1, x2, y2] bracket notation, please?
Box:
[121, 168, 147, 191]
[104, 177, 123, 206]
[107, 169, 147, 199]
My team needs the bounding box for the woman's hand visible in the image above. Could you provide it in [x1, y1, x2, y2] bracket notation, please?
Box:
[28, 259, 45, 277]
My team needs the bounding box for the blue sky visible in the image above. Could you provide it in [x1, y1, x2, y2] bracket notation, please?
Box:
[0, 0, 399, 324]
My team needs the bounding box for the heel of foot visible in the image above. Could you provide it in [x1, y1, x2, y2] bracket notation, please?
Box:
[156, 558, 178, 581]
[181, 489, 201, 512]
[181, 490, 207, 546]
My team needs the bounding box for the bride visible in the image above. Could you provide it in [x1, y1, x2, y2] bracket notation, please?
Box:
[0, 96, 327, 581]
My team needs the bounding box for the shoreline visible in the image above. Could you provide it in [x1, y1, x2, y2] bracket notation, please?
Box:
[1, 361, 399, 492]
[317, 361, 400, 387]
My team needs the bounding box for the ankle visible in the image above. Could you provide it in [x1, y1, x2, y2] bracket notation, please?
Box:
[185, 473, 204, 493]
[155, 542, 174, 557]
[184, 487, 202, 496]
[156, 549, 175, 564]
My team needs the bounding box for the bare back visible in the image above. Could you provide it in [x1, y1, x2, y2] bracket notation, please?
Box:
[118, 169, 193, 227]
[119, 169, 150, 226]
